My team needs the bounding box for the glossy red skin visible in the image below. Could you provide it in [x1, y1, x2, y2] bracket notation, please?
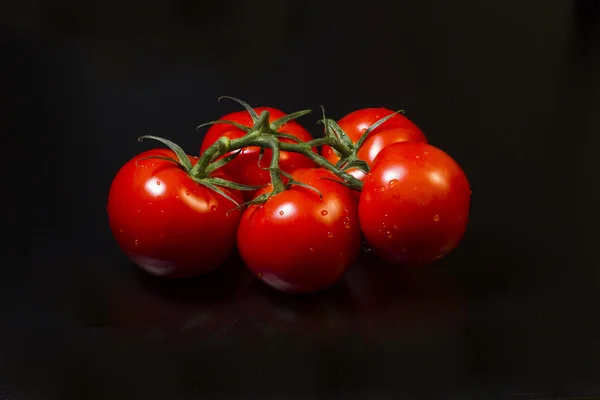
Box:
[237, 168, 362, 294]
[359, 142, 471, 265]
[337, 107, 426, 142]
[200, 107, 317, 200]
[321, 108, 427, 179]
[107, 149, 244, 278]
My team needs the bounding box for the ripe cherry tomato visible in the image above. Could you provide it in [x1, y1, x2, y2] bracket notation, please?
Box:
[322, 108, 427, 180]
[237, 168, 362, 294]
[200, 107, 317, 200]
[358, 142, 471, 265]
[107, 149, 244, 278]
[337, 107, 426, 142]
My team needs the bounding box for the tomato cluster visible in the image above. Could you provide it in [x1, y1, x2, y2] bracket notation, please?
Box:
[107, 100, 471, 294]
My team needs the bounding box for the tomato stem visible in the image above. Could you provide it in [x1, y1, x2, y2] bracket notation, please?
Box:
[278, 141, 362, 190]
[198, 134, 364, 191]
[263, 136, 285, 192]
[190, 136, 233, 179]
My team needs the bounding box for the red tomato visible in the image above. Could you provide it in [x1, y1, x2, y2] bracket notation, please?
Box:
[358, 142, 471, 265]
[200, 107, 317, 200]
[322, 108, 427, 180]
[107, 149, 244, 278]
[237, 168, 362, 294]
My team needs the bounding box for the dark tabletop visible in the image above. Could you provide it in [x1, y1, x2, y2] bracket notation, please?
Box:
[2, 0, 600, 399]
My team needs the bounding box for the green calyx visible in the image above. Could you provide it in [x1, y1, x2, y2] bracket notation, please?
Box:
[317, 108, 406, 174]
[137, 135, 263, 208]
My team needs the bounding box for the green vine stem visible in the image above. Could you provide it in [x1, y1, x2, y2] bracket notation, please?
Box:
[264, 136, 285, 192]
[192, 110, 363, 195]
[138, 99, 409, 207]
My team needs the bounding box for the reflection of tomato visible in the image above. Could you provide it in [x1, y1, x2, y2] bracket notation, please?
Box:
[110, 258, 245, 341]
[107, 149, 243, 278]
[344, 253, 467, 341]
[200, 107, 317, 200]
[238, 277, 353, 338]
[359, 142, 471, 265]
[237, 168, 361, 294]
[322, 108, 427, 180]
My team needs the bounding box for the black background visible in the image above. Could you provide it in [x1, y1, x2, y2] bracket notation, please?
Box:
[2, 0, 600, 398]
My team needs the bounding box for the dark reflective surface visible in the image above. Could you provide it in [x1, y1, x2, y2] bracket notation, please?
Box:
[3, 0, 600, 398]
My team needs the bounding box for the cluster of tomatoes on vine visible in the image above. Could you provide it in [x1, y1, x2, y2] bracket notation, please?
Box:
[107, 97, 471, 294]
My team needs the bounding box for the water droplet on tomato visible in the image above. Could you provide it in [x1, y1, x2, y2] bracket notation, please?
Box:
[321, 210, 328, 216]
[327, 232, 333, 238]
[175, 194, 180, 200]
[309, 247, 315, 252]
[387, 231, 393, 238]
[279, 210, 284, 216]
[393, 224, 398, 230]
[160, 209, 165, 214]
[362, 243, 371, 252]
[136, 209, 141, 213]
[185, 191, 190, 196]
[415, 155, 421, 159]
[119, 228, 123, 233]
[388, 179, 399, 188]
[382, 222, 387, 228]
[343, 221, 350, 229]
[257, 272, 263, 279]
[156, 181, 161, 185]
[211, 205, 217, 212]
[433, 214, 440, 222]
[361, 128, 367, 133]
[134, 239, 139, 245]
[379, 186, 386, 192]
[424, 151, 429, 155]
